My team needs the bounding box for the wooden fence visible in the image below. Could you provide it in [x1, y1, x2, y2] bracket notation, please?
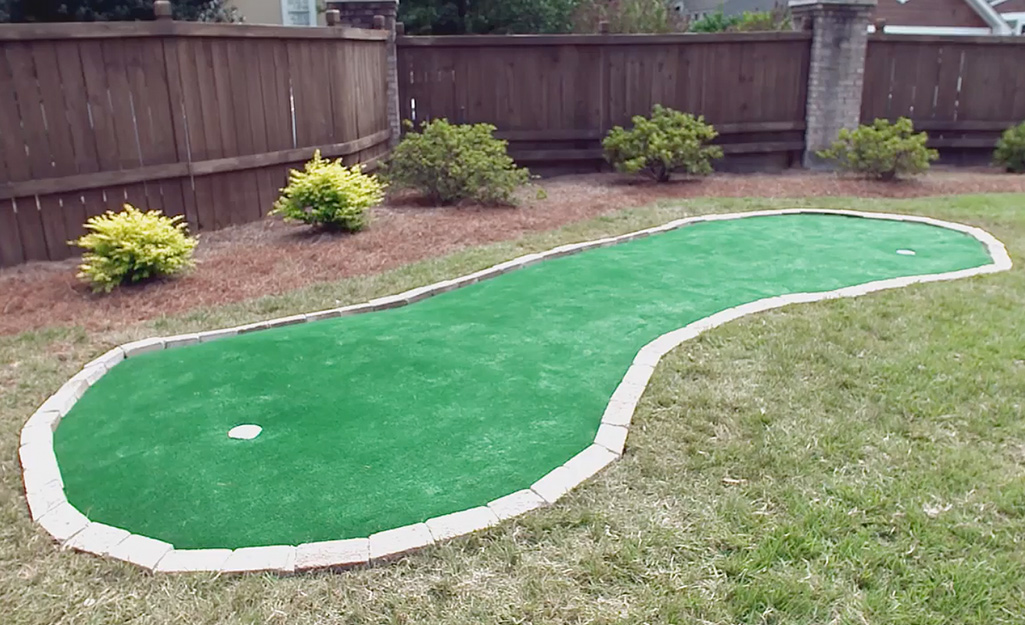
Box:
[862, 34, 1025, 161]
[397, 32, 812, 170]
[3, 24, 1025, 269]
[0, 21, 389, 266]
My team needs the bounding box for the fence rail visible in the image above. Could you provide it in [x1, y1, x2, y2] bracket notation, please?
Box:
[397, 32, 812, 170]
[0, 21, 389, 267]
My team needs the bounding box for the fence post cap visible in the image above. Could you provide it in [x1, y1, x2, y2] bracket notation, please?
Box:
[598, 20, 610, 34]
[372, 14, 386, 29]
[153, 0, 173, 20]
[325, 9, 340, 26]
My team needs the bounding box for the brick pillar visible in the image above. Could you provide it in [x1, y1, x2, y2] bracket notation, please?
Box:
[789, 0, 876, 169]
[329, 0, 401, 147]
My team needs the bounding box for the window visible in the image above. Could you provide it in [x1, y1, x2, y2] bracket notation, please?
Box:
[281, 0, 316, 26]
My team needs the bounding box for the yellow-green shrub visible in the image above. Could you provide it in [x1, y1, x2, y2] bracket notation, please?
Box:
[602, 105, 723, 182]
[817, 117, 937, 180]
[72, 204, 197, 293]
[994, 121, 1025, 173]
[271, 151, 384, 230]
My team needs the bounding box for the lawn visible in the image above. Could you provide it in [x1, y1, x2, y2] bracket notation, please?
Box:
[3, 193, 1025, 624]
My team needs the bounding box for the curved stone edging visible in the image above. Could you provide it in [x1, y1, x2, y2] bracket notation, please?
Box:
[18, 208, 1013, 574]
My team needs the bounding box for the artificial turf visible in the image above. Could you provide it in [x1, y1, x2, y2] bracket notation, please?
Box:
[53, 213, 993, 549]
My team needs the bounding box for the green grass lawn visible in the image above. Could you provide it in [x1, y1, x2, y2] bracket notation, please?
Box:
[3, 194, 1025, 624]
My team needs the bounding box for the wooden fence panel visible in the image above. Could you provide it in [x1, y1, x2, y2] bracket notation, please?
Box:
[397, 32, 811, 168]
[0, 21, 390, 267]
[861, 35, 1025, 157]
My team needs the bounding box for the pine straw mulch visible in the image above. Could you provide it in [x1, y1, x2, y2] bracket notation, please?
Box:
[2, 169, 1023, 336]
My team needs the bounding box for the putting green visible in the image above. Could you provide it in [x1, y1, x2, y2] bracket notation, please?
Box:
[54, 213, 993, 549]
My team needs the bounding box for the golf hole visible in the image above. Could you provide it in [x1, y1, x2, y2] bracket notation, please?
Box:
[228, 424, 262, 440]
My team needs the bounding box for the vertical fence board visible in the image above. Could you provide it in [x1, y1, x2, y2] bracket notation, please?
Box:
[6, 43, 61, 260]
[225, 39, 262, 224]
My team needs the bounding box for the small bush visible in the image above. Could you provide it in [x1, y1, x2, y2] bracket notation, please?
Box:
[817, 117, 937, 180]
[384, 119, 530, 205]
[994, 121, 1025, 173]
[602, 104, 723, 182]
[271, 150, 384, 231]
[689, 10, 739, 32]
[733, 7, 791, 32]
[72, 204, 197, 293]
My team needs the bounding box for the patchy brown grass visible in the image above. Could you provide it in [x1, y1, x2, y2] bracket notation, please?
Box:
[2, 169, 1024, 336]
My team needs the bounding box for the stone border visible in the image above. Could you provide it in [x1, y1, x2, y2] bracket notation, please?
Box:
[19, 209, 1013, 574]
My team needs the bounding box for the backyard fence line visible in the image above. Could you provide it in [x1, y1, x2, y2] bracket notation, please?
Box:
[0, 19, 390, 267]
[397, 32, 812, 170]
[2, 6, 1025, 268]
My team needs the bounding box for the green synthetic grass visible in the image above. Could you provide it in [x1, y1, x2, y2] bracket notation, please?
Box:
[53, 213, 992, 549]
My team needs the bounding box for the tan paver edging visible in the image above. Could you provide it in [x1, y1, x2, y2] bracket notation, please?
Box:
[19, 209, 1013, 574]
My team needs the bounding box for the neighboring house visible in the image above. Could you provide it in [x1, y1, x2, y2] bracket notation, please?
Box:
[229, 0, 324, 25]
[993, 0, 1025, 33]
[869, 0, 1013, 35]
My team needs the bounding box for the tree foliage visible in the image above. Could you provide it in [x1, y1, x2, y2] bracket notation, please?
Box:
[573, 0, 686, 34]
[0, 0, 241, 22]
[690, 7, 790, 33]
[399, 0, 578, 35]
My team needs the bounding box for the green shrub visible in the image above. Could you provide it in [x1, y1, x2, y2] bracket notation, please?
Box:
[72, 204, 197, 293]
[817, 117, 937, 180]
[733, 8, 791, 32]
[994, 121, 1025, 173]
[271, 150, 384, 231]
[602, 105, 723, 182]
[689, 10, 740, 32]
[384, 119, 530, 205]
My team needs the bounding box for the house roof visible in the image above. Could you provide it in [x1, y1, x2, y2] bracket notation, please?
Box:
[823, 0, 1015, 34]
[992, 0, 1025, 11]
[967, 0, 1015, 31]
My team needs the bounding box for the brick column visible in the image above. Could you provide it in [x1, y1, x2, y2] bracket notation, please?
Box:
[789, 0, 876, 169]
[329, 0, 401, 147]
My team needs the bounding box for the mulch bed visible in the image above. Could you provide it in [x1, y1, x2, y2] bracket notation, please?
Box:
[2, 169, 1023, 336]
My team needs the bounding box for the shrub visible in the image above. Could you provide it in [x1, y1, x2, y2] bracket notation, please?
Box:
[732, 7, 791, 32]
[384, 119, 530, 205]
[817, 117, 937, 180]
[689, 10, 739, 32]
[271, 150, 384, 231]
[72, 204, 197, 293]
[602, 104, 723, 182]
[994, 121, 1025, 173]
